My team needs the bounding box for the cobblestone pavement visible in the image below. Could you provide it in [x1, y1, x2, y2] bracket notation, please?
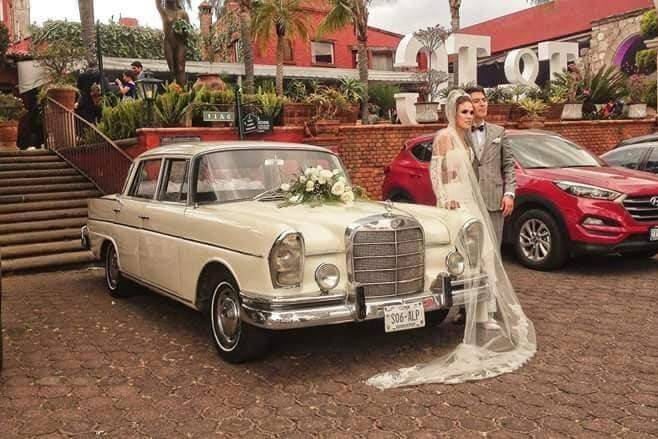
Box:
[1, 255, 658, 438]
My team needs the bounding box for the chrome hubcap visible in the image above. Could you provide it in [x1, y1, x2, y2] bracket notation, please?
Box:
[106, 248, 119, 289]
[213, 284, 241, 350]
[519, 219, 552, 262]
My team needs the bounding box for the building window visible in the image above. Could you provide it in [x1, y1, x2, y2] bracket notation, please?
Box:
[284, 39, 294, 63]
[312, 41, 334, 65]
[371, 52, 394, 71]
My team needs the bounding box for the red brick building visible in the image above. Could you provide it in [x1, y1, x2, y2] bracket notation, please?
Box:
[203, 0, 404, 74]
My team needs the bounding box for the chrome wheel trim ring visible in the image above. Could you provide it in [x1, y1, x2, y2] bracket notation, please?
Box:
[519, 218, 552, 262]
[106, 247, 120, 290]
[211, 282, 242, 352]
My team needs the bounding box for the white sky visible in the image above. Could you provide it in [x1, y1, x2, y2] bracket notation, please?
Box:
[30, 0, 537, 35]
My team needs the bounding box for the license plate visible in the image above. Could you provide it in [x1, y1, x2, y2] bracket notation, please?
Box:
[384, 302, 425, 333]
[651, 227, 658, 242]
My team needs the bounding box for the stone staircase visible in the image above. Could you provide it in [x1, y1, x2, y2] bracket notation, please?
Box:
[0, 149, 101, 273]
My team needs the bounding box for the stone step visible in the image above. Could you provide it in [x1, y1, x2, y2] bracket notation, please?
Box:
[0, 190, 101, 204]
[0, 182, 96, 196]
[0, 175, 88, 187]
[0, 199, 89, 214]
[0, 207, 88, 224]
[0, 155, 62, 164]
[0, 168, 79, 179]
[0, 149, 52, 157]
[0, 162, 70, 172]
[1, 240, 84, 259]
[0, 217, 87, 235]
[1, 251, 96, 273]
[0, 228, 82, 246]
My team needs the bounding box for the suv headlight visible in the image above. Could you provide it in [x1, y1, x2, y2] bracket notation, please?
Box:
[269, 231, 304, 288]
[555, 181, 621, 200]
[458, 220, 483, 268]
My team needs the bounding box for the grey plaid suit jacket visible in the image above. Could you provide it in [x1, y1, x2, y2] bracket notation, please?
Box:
[466, 123, 516, 212]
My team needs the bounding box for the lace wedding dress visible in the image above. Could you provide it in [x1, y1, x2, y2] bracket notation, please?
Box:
[367, 90, 537, 389]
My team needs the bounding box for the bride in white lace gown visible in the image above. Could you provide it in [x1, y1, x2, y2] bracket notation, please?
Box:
[367, 90, 537, 389]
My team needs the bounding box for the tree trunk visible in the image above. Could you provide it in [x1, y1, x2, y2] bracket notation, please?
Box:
[275, 35, 285, 96]
[357, 39, 369, 124]
[239, 0, 255, 94]
[78, 0, 97, 69]
[450, 0, 460, 85]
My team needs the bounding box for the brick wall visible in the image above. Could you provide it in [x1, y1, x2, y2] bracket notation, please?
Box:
[133, 119, 657, 201]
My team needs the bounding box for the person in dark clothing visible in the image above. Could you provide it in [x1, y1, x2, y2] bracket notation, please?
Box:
[131, 61, 145, 80]
[115, 70, 138, 100]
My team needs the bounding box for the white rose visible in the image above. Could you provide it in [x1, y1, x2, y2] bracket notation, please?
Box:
[332, 169, 341, 176]
[338, 176, 346, 184]
[299, 175, 307, 184]
[290, 194, 302, 203]
[280, 183, 290, 192]
[341, 190, 355, 204]
[316, 165, 324, 172]
[331, 181, 345, 196]
[304, 168, 313, 177]
[320, 170, 333, 180]
[318, 176, 327, 185]
[306, 180, 315, 192]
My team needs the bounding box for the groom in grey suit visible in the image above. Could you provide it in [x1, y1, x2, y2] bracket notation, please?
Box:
[464, 86, 516, 245]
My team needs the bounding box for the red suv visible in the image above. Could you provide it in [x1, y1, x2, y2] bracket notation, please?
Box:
[382, 131, 658, 270]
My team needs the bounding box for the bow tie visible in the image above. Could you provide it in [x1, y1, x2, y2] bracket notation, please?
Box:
[471, 124, 485, 132]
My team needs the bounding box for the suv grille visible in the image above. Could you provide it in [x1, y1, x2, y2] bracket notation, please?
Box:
[348, 216, 425, 298]
[623, 196, 658, 222]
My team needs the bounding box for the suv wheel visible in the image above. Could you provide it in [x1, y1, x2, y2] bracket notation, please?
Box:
[209, 277, 270, 363]
[514, 209, 568, 271]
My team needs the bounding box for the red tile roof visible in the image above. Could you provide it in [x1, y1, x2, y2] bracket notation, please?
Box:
[460, 0, 653, 54]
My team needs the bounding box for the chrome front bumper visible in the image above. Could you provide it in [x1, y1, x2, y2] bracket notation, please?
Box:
[240, 273, 491, 330]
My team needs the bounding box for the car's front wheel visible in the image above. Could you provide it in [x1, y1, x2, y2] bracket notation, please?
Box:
[514, 209, 568, 271]
[209, 278, 270, 363]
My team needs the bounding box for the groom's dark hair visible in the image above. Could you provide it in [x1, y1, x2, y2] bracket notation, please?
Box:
[464, 85, 485, 95]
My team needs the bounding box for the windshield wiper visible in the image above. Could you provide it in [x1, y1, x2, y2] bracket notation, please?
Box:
[252, 188, 285, 201]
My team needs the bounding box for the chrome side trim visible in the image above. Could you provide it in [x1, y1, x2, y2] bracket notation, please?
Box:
[123, 272, 197, 309]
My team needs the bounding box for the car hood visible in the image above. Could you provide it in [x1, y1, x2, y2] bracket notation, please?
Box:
[525, 166, 658, 196]
[196, 200, 455, 256]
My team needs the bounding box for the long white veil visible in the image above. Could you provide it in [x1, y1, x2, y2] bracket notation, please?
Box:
[367, 90, 537, 388]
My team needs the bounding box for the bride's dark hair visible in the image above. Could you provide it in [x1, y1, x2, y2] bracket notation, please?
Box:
[455, 95, 472, 109]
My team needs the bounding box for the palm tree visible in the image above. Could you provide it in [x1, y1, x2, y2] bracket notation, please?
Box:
[78, 0, 97, 68]
[448, 0, 461, 33]
[319, 0, 371, 123]
[252, 0, 309, 96]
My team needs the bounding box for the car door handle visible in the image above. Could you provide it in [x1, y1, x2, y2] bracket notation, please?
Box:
[112, 207, 121, 213]
[138, 215, 150, 220]
[410, 173, 422, 179]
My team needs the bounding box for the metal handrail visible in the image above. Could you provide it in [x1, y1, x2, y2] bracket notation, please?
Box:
[45, 97, 133, 161]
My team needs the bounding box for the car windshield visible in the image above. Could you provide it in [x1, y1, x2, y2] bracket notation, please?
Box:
[508, 134, 604, 169]
[193, 148, 346, 203]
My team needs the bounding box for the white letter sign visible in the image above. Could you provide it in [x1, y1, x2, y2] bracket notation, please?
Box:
[504, 48, 540, 85]
[446, 34, 491, 86]
[538, 41, 579, 80]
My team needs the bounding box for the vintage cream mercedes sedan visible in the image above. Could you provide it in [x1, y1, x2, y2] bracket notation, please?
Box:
[83, 142, 489, 363]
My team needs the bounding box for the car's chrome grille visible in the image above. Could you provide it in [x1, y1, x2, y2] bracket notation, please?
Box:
[623, 196, 658, 222]
[348, 216, 425, 298]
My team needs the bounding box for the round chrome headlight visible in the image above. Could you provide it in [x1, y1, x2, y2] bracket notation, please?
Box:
[446, 251, 465, 275]
[315, 263, 340, 291]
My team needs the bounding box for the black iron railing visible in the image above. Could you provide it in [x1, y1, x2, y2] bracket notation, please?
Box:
[43, 98, 133, 194]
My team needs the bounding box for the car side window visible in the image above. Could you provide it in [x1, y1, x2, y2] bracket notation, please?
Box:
[646, 147, 658, 174]
[130, 159, 162, 200]
[411, 141, 433, 162]
[604, 147, 647, 170]
[160, 159, 190, 202]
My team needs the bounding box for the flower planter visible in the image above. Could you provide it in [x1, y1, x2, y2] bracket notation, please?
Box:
[0, 120, 18, 147]
[282, 103, 315, 126]
[545, 104, 565, 121]
[487, 104, 512, 123]
[336, 104, 360, 124]
[628, 103, 648, 119]
[517, 117, 546, 130]
[46, 87, 77, 110]
[561, 103, 583, 120]
[415, 102, 440, 123]
[194, 73, 226, 91]
[509, 104, 525, 122]
[314, 119, 340, 136]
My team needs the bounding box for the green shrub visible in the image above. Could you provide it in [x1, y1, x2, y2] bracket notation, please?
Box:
[96, 97, 148, 140]
[192, 87, 235, 125]
[636, 49, 657, 74]
[641, 9, 658, 39]
[154, 83, 195, 127]
[368, 84, 400, 117]
[0, 93, 26, 122]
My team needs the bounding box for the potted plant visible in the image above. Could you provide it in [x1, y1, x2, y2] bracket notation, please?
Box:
[0, 94, 27, 147]
[283, 80, 315, 126]
[626, 74, 649, 119]
[305, 85, 348, 135]
[414, 70, 449, 123]
[581, 65, 628, 118]
[485, 86, 513, 122]
[369, 83, 401, 123]
[32, 41, 85, 110]
[544, 85, 567, 121]
[552, 70, 584, 120]
[337, 77, 364, 124]
[516, 98, 548, 129]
